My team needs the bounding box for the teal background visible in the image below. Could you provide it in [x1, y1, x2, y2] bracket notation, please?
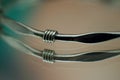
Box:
[0, 0, 42, 80]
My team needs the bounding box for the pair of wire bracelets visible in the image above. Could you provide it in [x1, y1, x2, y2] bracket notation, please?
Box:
[0, 11, 120, 64]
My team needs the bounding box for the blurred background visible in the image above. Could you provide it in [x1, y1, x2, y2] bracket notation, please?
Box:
[0, 0, 120, 80]
[0, 0, 43, 80]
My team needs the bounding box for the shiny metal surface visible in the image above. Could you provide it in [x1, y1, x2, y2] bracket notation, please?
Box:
[1, 14, 120, 43]
[1, 34, 120, 63]
[0, 9, 120, 64]
[55, 50, 120, 62]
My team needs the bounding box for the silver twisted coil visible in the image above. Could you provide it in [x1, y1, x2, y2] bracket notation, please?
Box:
[42, 49, 55, 63]
[43, 29, 58, 43]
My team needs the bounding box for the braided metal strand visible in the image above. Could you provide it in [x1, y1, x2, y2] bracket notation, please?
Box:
[42, 49, 55, 63]
[43, 30, 58, 43]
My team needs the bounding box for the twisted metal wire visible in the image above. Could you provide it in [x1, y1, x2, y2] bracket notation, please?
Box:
[42, 49, 55, 63]
[43, 30, 58, 43]
[1, 14, 120, 44]
[1, 34, 120, 64]
[0, 4, 120, 64]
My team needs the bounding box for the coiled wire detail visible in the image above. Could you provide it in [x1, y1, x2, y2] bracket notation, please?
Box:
[42, 49, 55, 63]
[43, 30, 58, 43]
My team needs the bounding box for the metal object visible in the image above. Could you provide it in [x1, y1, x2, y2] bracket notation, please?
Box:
[1, 34, 120, 64]
[1, 14, 120, 43]
[41, 49, 120, 63]
[43, 30, 58, 43]
[0, 10, 120, 64]
[42, 49, 55, 63]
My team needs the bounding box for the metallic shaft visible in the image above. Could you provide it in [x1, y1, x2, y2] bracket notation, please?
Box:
[1, 14, 120, 44]
[1, 34, 120, 64]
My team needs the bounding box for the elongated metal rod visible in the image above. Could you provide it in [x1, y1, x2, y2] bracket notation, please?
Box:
[2, 34, 120, 63]
[1, 6, 120, 64]
[12, 39, 120, 63]
[55, 32, 120, 43]
[1, 15, 120, 43]
[55, 50, 120, 62]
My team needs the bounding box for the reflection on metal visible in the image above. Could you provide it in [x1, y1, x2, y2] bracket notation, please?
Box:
[42, 49, 55, 63]
[1, 34, 120, 63]
[43, 30, 58, 43]
[0, 9, 120, 64]
[1, 14, 120, 43]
